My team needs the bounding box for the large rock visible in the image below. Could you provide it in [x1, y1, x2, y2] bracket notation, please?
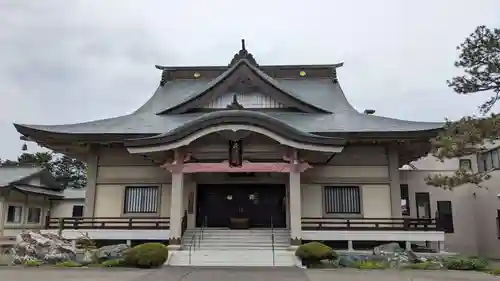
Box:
[96, 244, 129, 262]
[10, 230, 76, 265]
[372, 242, 424, 266]
[373, 242, 402, 255]
[338, 254, 370, 267]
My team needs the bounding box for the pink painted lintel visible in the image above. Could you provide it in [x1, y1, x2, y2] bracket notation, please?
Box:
[161, 161, 311, 174]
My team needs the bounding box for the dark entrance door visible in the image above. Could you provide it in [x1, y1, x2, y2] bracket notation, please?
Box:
[436, 200, 454, 233]
[196, 184, 286, 228]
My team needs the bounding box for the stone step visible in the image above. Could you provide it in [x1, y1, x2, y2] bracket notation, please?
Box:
[183, 236, 289, 241]
[184, 234, 289, 240]
[181, 229, 291, 254]
[182, 241, 290, 248]
[168, 250, 298, 267]
[184, 237, 288, 243]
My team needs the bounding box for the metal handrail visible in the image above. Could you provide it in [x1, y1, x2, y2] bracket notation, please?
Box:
[271, 216, 275, 266]
[197, 216, 207, 250]
[198, 222, 202, 250]
[188, 233, 196, 265]
[202, 216, 207, 240]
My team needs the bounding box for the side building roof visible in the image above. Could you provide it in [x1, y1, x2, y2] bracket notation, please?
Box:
[0, 166, 63, 197]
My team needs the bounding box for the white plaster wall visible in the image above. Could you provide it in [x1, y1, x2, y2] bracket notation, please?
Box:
[301, 184, 322, 217]
[51, 200, 85, 217]
[328, 145, 388, 166]
[97, 166, 170, 184]
[362, 185, 391, 218]
[94, 185, 125, 217]
[303, 166, 388, 180]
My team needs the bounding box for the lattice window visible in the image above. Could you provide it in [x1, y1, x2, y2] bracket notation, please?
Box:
[324, 186, 361, 214]
[124, 186, 159, 213]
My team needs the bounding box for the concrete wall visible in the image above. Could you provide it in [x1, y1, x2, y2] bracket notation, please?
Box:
[468, 169, 500, 258]
[401, 170, 478, 255]
[401, 147, 500, 258]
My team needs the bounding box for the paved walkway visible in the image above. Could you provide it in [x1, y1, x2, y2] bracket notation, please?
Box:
[0, 267, 497, 281]
[306, 269, 498, 281]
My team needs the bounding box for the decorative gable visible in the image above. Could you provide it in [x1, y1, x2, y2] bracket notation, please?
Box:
[202, 92, 285, 109]
[156, 40, 331, 114]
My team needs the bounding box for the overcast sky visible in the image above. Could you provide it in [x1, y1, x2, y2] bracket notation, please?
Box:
[0, 0, 499, 160]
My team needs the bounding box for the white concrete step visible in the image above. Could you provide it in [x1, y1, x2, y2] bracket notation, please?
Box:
[183, 229, 290, 236]
[168, 250, 298, 267]
[184, 238, 288, 245]
[182, 244, 290, 251]
[183, 238, 289, 244]
[181, 228, 291, 255]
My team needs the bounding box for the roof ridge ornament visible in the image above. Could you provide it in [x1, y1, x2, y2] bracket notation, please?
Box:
[228, 39, 258, 67]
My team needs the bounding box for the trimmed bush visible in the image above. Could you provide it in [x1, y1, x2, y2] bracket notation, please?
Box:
[101, 259, 127, 267]
[124, 243, 168, 268]
[444, 256, 488, 271]
[295, 242, 338, 267]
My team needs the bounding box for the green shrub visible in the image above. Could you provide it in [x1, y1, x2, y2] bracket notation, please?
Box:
[54, 260, 82, 268]
[24, 259, 41, 267]
[353, 260, 389, 269]
[101, 259, 127, 267]
[295, 242, 338, 267]
[124, 243, 168, 268]
[444, 256, 488, 271]
[401, 261, 440, 270]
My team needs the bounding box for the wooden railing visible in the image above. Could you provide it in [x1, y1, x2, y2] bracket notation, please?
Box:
[45, 217, 170, 230]
[301, 217, 438, 231]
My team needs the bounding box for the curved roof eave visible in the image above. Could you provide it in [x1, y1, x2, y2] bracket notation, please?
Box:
[13, 123, 155, 143]
[124, 110, 346, 148]
[155, 59, 331, 114]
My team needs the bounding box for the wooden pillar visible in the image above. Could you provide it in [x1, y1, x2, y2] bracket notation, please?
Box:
[84, 145, 99, 217]
[0, 189, 10, 236]
[388, 144, 402, 217]
[288, 150, 302, 246]
[168, 149, 185, 248]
